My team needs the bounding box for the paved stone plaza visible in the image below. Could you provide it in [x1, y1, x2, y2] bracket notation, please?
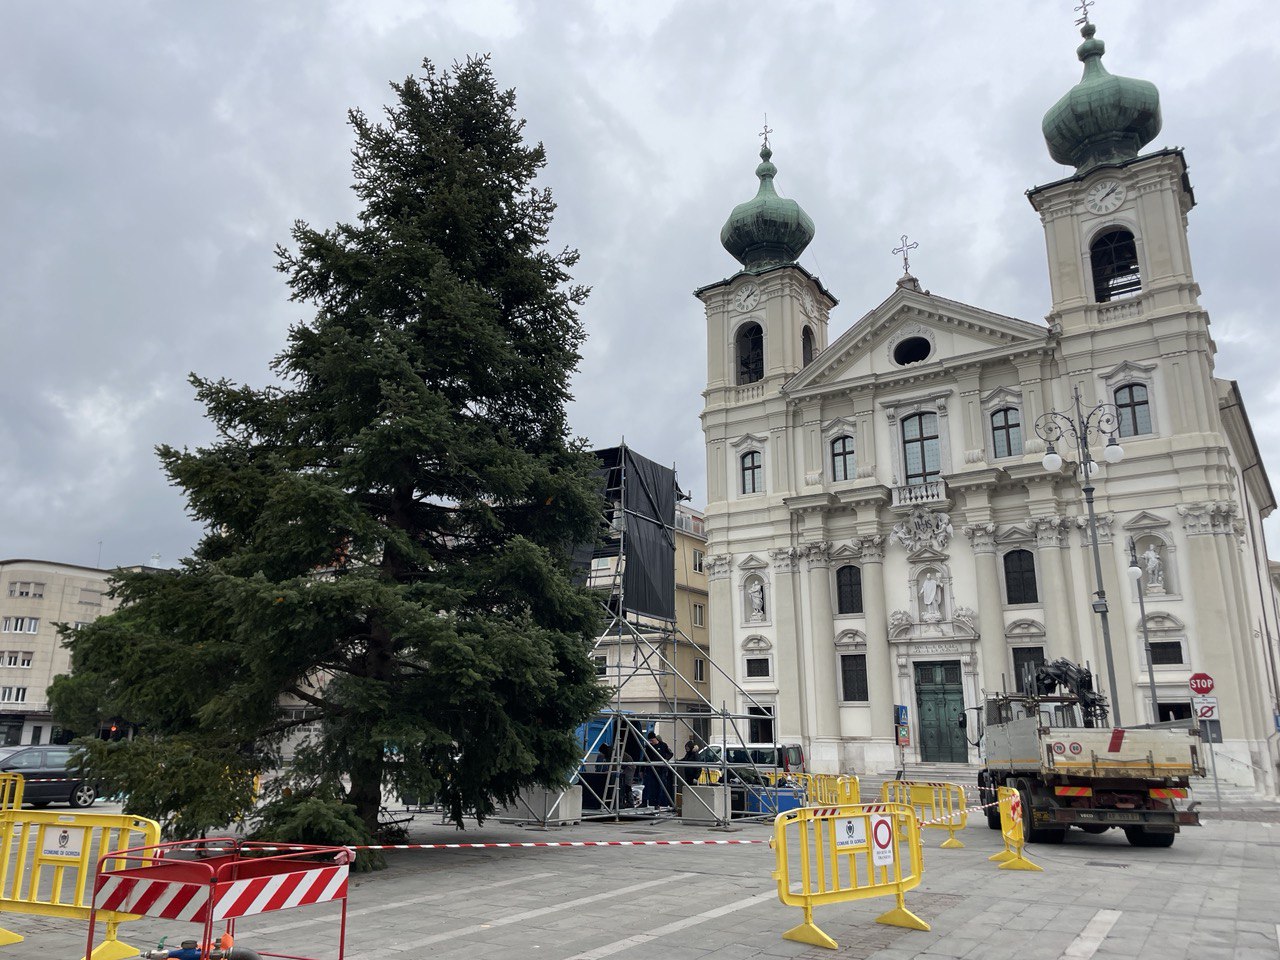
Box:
[13, 796, 1280, 959]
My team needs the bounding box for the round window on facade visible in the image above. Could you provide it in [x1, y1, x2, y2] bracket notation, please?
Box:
[893, 336, 932, 365]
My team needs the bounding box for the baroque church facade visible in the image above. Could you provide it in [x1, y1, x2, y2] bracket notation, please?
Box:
[698, 22, 1280, 793]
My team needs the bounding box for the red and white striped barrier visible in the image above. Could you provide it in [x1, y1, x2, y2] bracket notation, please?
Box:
[94, 863, 348, 922]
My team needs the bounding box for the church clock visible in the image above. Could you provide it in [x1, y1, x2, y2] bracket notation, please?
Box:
[1084, 178, 1126, 214]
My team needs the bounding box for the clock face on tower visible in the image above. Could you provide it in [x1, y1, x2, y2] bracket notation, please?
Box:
[1085, 179, 1127, 215]
[733, 282, 760, 312]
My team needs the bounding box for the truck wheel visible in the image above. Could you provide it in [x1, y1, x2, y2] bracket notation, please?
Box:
[978, 774, 1001, 830]
[1018, 783, 1065, 844]
[1123, 827, 1174, 848]
[986, 803, 1002, 830]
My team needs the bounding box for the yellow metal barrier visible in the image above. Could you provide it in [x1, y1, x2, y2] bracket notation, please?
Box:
[879, 779, 968, 848]
[836, 775, 860, 805]
[0, 774, 23, 814]
[0, 787, 161, 960]
[771, 801, 929, 950]
[988, 786, 1042, 872]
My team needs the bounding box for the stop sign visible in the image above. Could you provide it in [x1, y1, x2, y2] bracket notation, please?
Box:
[1189, 672, 1215, 695]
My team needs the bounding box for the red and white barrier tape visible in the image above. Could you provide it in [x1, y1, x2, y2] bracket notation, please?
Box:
[918, 799, 999, 828]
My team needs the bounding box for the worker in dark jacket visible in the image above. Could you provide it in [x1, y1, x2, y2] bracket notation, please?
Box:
[678, 740, 702, 787]
[643, 731, 674, 807]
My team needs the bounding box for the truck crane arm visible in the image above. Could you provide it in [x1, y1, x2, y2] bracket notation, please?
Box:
[1033, 658, 1109, 726]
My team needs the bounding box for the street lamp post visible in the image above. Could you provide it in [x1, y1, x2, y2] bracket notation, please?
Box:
[1036, 384, 1126, 727]
[1127, 537, 1161, 724]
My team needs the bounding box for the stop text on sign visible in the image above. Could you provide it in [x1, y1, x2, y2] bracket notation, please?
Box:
[1188, 672, 1214, 695]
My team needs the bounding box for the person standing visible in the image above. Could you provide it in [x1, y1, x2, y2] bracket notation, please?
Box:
[678, 740, 702, 787]
[644, 731, 674, 807]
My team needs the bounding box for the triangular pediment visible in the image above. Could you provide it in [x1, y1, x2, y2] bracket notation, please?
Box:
[1123, 510, 1170, 530]
[738, 554, 768, 570]
[994, 524, 1035, 546]
[786, 286, 1048, 395]
[829, 542, 861, 560]
[906, 546, 950, 564]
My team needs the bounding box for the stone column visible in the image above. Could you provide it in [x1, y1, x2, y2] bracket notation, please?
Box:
[804, 541, 842, 766]
[964, 523, 1007, 694]
[769, 548, 803, 745]
[859, 536, 895, 740]
[1032, 515, 1078, 662]
[704, 553, 736, 712]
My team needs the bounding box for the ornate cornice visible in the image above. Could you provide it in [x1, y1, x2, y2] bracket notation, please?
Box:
[1177, 500, 1238, 537]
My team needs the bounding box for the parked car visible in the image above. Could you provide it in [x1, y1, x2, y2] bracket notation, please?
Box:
[0, 745, 96, 807]
[697, 742, 806, 784]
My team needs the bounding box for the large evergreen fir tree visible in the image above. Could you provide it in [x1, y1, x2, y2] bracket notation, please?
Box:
[51, 56, 608, 838]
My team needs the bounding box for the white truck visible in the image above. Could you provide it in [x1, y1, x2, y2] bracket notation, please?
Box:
[975, 659, 1203, 847]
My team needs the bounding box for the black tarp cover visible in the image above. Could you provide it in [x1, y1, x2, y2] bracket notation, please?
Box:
[618, 446, 676, 622]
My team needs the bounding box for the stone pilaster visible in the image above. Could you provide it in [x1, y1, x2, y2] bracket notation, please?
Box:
[858, 535, 894, 740]
[1032, 514, 1077, 662]
[804, 540, 841, 741]
[963, 522, 1006, 693]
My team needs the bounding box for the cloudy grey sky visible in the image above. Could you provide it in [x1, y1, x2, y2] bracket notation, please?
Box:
[3, 1, 1279, 569]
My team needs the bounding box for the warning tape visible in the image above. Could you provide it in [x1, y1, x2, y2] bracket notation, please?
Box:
[918, 799, 1000, 828]
[203, 839, 771, 853]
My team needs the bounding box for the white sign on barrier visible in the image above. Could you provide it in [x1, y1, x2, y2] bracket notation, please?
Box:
[42, 826, 85, 859]
[834, 817, 866, 848]
[871, 815, 895, 866]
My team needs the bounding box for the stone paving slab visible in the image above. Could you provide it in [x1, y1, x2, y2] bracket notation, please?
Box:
[7, 803, 1280, 958]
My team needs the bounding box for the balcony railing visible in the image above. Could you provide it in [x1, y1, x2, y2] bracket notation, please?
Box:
[891, 479, 948, 509]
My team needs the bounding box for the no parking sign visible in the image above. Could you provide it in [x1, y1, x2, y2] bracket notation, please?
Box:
[871, 815, 895, 866]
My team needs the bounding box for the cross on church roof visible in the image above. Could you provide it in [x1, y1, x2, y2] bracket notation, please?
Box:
[1074, 0, 1094, 26]
[759, 114, 772, 150]
[892, 234, 919, 275]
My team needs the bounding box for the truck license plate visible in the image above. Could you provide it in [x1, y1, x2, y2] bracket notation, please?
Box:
[1107, 812, 1141, 822]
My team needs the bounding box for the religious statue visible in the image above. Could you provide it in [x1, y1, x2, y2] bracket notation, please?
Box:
[919, 572, 943, 621]
[747, 580, 766, 621]
[1142, 544, 1164, 590]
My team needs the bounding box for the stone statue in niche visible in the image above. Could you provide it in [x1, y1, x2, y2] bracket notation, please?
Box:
[1142, 544, 1165, 594]
[747, 580, 766, 621]
[919, 572, 943, 622]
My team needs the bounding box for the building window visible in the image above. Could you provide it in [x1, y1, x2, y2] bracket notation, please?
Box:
[593, 655, 608, 678]
[745, 657, 771, 679]
[831, 435, 856, 482]
[840, 653, 869, 702]
[7, 581, 44, 599]
[901, 412, 941, 485]
[11, 688, 24, 704]
[1003, 550, 1038, 605]
[990, 407, 1023, 459]
[747, 705, 775, 744]
[694, 658, 706, 682]
[0, 688, 10, 703]
[693, 603, 705, 627]
[1148, 641, 1184, 665]
[79, 588, 103, 606]
[736, 322, 764, 384]
[0, 618, 38, 635]
[692, 550, 705, 574]
[741, 451, 763, 494]
[1114, 383, 1152, 438]
[1090, 229, 1141, 302]
[4, 653, 15, 667]
[73, 622, 91, 630]
[835, 565, 863, 615]
[802, 326, 815, 367]
[19, 653, 31, 669]
[1011, 646, 1046, 693]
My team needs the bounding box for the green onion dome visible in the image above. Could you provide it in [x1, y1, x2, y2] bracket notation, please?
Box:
[720, 145, 815, 269]
[1042, 23, 1162, 172]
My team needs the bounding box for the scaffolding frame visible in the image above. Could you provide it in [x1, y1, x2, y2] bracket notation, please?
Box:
[498, 442, 792, 828]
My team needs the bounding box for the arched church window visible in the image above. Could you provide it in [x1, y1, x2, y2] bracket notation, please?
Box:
[1090, 229, 1141, 302]
[901, 412, 940, 485]
[990, 407, 1023, 458]
[1003, 549, 1038, 605]
[835, 565, 863, 615]
[830, 435, 856, 482]
[1114, 383, 1152, 437]
[736, 322, 764, 384]
[740, 451, 763, 494]
[802, 326, 815, 367]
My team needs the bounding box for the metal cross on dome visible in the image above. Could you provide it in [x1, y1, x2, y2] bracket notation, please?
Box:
[1074, 0, 1094, 26]
[892, 234, 919, 275]
[759, 114, 773, 149]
